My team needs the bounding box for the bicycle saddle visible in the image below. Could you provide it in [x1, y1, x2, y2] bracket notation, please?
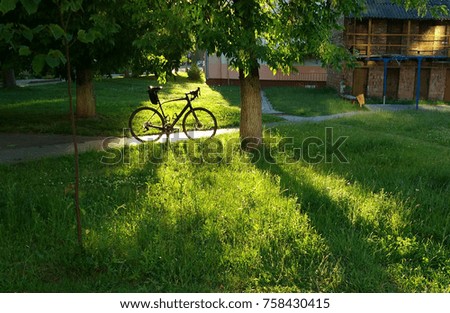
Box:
[148, 86, 162, 93]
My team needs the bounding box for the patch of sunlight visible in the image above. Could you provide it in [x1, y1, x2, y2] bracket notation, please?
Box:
[141, 148, 345, 291]
[283, 163, 410, 236]
[82, 141, 348, 291]
[150, 79, 239, 109]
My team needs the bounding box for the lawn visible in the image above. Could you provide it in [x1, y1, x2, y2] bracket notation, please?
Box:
[0, 109, 449, 292]
[263, 86, 366, 117]
[0, 74, 280, 137]
[364, 96, 450, 106]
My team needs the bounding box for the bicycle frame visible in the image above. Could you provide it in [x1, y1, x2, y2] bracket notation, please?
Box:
[129, 86, 217, 142]
[156, 94, 197, 130]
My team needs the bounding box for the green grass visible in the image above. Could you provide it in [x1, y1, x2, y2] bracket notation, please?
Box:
[365, 97, 450, 106]
[259, 109, 450, 291]
[264, 87, 366, 116]
[0, 109, 449, 292]
[0, 74, 280, 137]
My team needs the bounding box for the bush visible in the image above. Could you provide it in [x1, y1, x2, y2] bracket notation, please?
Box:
[187, 64, 203, 82]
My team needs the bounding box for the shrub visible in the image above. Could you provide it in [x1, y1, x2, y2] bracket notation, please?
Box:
[187, 64, 203, 82]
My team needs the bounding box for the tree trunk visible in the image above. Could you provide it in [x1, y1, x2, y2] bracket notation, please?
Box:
[239, 64, 263, 148]
[2, 68, 17, 88]
[76, 67, 96, 117]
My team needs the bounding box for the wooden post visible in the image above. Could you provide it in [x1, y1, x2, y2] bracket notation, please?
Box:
[407, 20, 411, 55]
[368, 19, 372, 56]
[1, 68, 16, 88]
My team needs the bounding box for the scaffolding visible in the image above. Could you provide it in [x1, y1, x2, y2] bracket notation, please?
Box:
[345, 19, 450, 57]
[359, 55, 450, 108]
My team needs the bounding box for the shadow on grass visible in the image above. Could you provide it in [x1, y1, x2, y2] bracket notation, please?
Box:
[0, 142, 227, 292]
[0, 137, 346, 292]
[3, 121, 448, 292]
[263, 87, 365, 117]
[72, 143, 227, 292]
[256, 113, 450, 291]
[254, 157, 400, 292]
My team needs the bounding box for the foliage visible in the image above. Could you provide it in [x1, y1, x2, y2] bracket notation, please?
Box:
[192, 0, 364, 75]
[399, 0, 449, 17]
[0, 0, 182, 79]
[127, 0, 195, 80]
[187, 64, 203, 82]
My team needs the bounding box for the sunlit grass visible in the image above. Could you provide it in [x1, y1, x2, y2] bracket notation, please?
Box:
[0, 93, 448, 292]
[264, 87, 366, 117]
[259, 109, 450, 291]
[0, 141, 342, 292]
[0, 74, 280, 136]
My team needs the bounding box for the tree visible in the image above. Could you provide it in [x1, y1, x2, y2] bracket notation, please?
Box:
[189, 0, 448, 148]
[0, 4, 32, 88]
[0, 0, 137, 117]
[190, 0, 360, 147]
[1, 0, 134, 247]
[0, 0, 194, 247]
[130, 0, 195, 82]
[54, 0, 132, 117]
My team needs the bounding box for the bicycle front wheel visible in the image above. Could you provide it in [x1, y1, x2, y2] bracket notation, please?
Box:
[129, 107, 164, 142]
[182, 107, 217, 140]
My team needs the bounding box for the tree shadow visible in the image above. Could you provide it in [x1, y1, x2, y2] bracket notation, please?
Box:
[71, 139, 351, 292]
[77, 141, 229, 292]
[254, 156, 401, 292]
[5, 130, 446, 292]
[3, 141, 225, 292]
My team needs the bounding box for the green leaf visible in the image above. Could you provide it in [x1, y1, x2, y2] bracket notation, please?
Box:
[0, 0, 18, 14]
[49, 24, 65, 40]
[19, 0, 40, 15]
[77, 29, 86, 41]
[22, 26, 33, 41]
[0, 23, 14, 42]
[77, 29, 98, 43]
[46, 49, 66, 68]
[18, 45, 31, 56]
[32, 24, 45, 33]
[32, 54, 46, 73]
[61, 0, 82, 12]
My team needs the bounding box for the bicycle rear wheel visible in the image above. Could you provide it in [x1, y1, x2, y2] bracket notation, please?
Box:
[182, 107, 217, 140]
[129, 107, 164, 142]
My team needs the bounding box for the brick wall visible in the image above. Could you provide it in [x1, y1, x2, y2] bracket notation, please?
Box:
[367, 64, 384, 98]
[398, 63, 416, 100]
[330, 17, 450, 101]
[429, 66, 447, 101]
[371, 20, 387, 55]
[327, 65, 355, 93]
[327, 68, 342, 91]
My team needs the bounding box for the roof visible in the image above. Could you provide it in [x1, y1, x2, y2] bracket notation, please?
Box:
[357, 0, 450, 20]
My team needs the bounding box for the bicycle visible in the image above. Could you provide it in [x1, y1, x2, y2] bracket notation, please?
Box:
[129, 86, 217, 142]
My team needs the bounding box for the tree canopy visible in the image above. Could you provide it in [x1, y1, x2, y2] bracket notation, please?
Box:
[186, 0, 365, 145]
[195, 0, 362, 74]
[2, 0, 447, 138]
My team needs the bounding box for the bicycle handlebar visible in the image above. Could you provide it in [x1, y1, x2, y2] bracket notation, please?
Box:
[186, 87, 201, 100]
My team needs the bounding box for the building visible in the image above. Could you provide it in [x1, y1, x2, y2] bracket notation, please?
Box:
[205, 55, 328, 88]
[328, 0, 450, 103]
